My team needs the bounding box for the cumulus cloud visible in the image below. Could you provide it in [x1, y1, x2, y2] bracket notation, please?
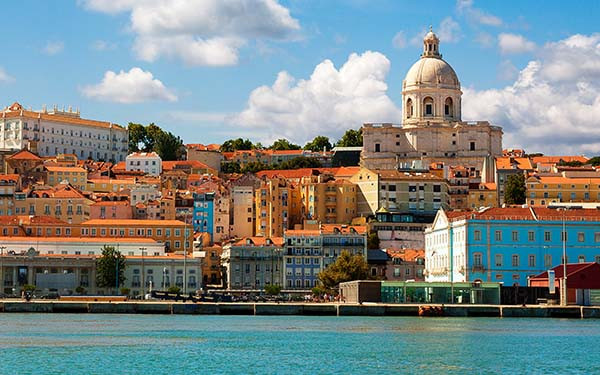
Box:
[0, 67, 14, 83]
[438, 17, 462, 43]
[81, 67, 177, 103]
[498, 33, 536, 54]
[463, 33, 600, 154]
[81, 0, 300, 66]
[43, 41, 64, 55]
[231, 51, 401, 144]
[497, 60, 518, 81]
[456, 0, 503, 27]
[392, 31, 407, 49]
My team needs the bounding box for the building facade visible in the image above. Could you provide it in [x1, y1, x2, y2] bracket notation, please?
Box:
[126, 152, 162, 176]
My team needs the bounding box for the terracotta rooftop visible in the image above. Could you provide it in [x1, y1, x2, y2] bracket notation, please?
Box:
[532, 156, 589, 165]
[82, 219, 188, 226]
[233, 237, 284, 247]
[386, 248, 425, 262]
[495, 157, 533, 170]
[6, 149, 42, 161]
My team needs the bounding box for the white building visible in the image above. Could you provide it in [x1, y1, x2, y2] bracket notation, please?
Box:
[126, 152, 162, 176]
[361, 29, 503, 172]
[0, 236, 165, 256]
[0, 102, 128, 162]
[130, 183, 160, 206]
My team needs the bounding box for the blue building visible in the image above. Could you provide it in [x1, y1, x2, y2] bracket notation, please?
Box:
[425, 207, 600, 286]
[193, 192, 214, 241]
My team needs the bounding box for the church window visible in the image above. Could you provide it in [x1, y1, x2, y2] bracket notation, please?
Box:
[424, 97, 434, 116]
[444, 97, 453, 117]
[375, 143, 380, 153]
[406, 98, 413, 118]
[470, 141, 475, 151]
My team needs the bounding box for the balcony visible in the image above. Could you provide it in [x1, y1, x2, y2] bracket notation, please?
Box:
[471, 265, 486, 272]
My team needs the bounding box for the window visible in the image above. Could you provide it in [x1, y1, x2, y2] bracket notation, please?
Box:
[473, 253, 483, 267]
[512, 231, 518, 242]
[495, 254, 503, 267]
[375, 143, 380, 153]
[544, 231, 551, 242]
[528, 231, 535, 242]
[595, 256, 600, 264]
[528, 255, 536, 267]
[495, 230, 502, 241]
[512, 255, 519, 267]
[578, 232, 585, 242]
[578, 255, 586, 263]
[596, 232, 600, 243]
[561, 231, 567, 242]
[470, 141, 475, 151]
[544, 255, 552, 268]
[423, 97, 433, 116]
[474, 230, 481, 241]
[406, 98, 413, 118]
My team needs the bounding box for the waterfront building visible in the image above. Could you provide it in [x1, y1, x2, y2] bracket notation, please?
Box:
[0, 102, 128, 161]
[124, 254, 202, 296]
[529, 262, 600, 305]
[425, 207, 600, 286]
[81, 219, 192, 253]
[283, 223, 367, 290]
[198, 245, 223, 287]
[360, 30, 503, 172]
[221, 237, 284, 291]
[126, 152, 162, 176]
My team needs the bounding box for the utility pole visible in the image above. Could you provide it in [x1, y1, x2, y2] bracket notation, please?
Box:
[140, 247, 147, 297]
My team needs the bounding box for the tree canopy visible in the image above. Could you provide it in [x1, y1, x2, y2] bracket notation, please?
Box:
[588, 157, 600, 166]
[127, 122, 184, 160]
[269, 138, 301, 151]
[304, 136, 332, 152]
[317, 250, 369, 290]
[96, 245, 126, 290]
[335, 129, 363, 147]
[221, 138, 255, 152]
[504, 173, 526, 205]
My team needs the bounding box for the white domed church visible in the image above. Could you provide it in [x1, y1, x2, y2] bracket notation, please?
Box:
[361, 29, 502, 171]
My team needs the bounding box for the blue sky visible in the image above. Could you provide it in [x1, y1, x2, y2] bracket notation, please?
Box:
[1, 0, 599, 154]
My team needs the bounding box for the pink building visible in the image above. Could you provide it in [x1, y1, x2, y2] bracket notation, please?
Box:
[89, 200, 132, 220]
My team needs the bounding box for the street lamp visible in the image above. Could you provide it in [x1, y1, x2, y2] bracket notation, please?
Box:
[140, 247, 147, 296]
[560, 209, 568, 306]
[0, 246, 5, 292]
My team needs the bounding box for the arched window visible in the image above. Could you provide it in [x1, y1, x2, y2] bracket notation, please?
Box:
[406, 98, 413, 118]
[444, 97, 453, 117]
[423, 97, 434, 116]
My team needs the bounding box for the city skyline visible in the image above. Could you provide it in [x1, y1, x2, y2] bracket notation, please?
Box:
[0, 1, 598, 153]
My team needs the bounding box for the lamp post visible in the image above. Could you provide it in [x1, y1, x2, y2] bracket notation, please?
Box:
[184, 212, 189, 295]
[561, 209, 568, 306]
[0, 246, 5, 293]
[140, 247, 147, 296]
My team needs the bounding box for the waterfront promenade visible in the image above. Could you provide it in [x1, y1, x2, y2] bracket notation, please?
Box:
[1, 300, 600, 318]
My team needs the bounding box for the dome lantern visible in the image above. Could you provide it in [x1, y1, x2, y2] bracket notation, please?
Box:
[422, 26, 441, 58]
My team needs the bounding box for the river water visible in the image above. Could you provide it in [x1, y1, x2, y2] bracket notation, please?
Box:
[0, 314, 595, 374]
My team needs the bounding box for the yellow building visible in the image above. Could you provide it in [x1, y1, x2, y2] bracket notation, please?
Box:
[468, 182, 498, 209]
[255, 176, 301, 237]
[45, 166, 87, 190]
[526, 176, 600, 206]
[299, 175, 357, 224]
[87, 178, 137, 193]
[17, 183, 93, 224]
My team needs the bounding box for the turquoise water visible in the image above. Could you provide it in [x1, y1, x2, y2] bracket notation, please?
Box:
[0, 314, 596, 374]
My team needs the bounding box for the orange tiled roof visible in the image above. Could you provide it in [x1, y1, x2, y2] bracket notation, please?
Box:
[532, 156, 589, 165]
[495, 157, 533, 170]
[0, 236, 158, 244]
[82, 219, 187, 226]
[386, 248, 424, 262]
[6, 149, 42, 161]
[256, 168, 319, 180]
[0, 215, 69, 225]
[186, 143, 221, 151]
[0, 174, 20, 183]
[162, 160, 214, 171]
[233, 237, 284, 247]
[321, 224, 367, 234]
[45, 166, 87, 173]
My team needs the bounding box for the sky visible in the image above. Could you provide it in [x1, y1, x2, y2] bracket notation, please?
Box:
[0, 0, 599, 155]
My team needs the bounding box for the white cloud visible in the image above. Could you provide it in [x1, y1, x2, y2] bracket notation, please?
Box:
[91, 40, 117, 51]
[463, 33, 600, 154]
[438, 17, 462, 43]
[81, 67, 177, 103]
[0, 67, 14, 83]
[498, 33, 536, 54]
[497, 60, 518, 81]
[81, 0, 300, 66]
[43, 41, 64, 55]
[456, 0, 503, 27]
[392, 31, 407, 49]
[231, 51, 401, 144]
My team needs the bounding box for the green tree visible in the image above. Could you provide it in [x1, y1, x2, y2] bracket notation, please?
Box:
[145, 123, 163, 152]
[504, 173, 526, 205]
[127, 122, 147, 152]
[96, 245, 126, 291]
[304, 136, 332, 152]
[557, 160, 584, 167]
[277, 156, 321, 170]
[335, 129, 363, 147]
[168, 286, 181, 294]
[264, 284, 281, 295]
[221, 138, 254, 152]
[367, 232, 380, 250]
[153, 131, 184, 161]
[241, 161, 271, 173]
[587, 156, 600, 166]
[269, 138, 301, 150]
[221, 161, 241, 173]
[317, 250, 369, 290]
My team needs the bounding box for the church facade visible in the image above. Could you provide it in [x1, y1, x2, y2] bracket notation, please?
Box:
[361, 30, 503, 171]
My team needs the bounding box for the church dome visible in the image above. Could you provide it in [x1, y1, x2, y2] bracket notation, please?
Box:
[404, 57, 460, 88]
